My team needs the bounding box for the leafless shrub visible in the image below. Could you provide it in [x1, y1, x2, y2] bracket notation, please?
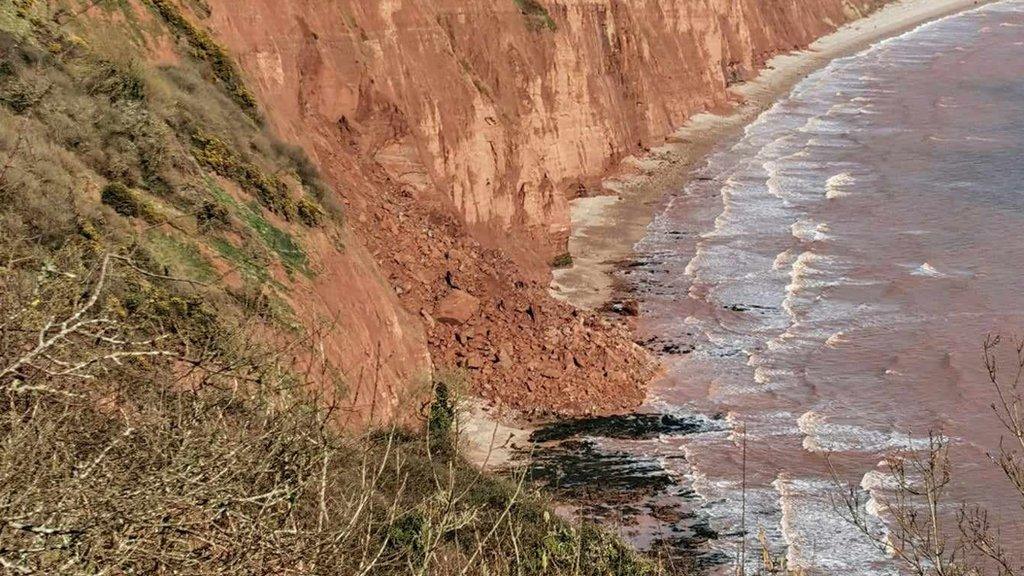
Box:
[832, 335, 1024, 576]
[0, 245, 663, 575]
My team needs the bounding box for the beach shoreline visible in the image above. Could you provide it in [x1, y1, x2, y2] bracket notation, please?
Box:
[463, 0, 990, 472]
[549, 0, 989, 311]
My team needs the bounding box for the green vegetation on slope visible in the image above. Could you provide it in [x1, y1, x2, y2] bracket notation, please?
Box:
[0, 0, 322, 299]
[148, 0, 260, 118]
[513, 0, 557, 31]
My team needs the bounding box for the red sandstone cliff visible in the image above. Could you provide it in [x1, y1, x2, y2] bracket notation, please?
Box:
[183, 0, 887, 417]
[207, 0, 884, 266]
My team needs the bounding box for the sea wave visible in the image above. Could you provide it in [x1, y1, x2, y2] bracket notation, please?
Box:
[783, 251, 839, 320]
[825, 331, 849, 348]
[912, 262, 944, 277]
[773, 248, 797, 270]
[774, 475, 898, 575]
[908, 262, 974, 279]
[826, 172, 855, 198]
[797, 411, 932, 453]
[791, 219, 832, 242]
[861, 469, 900, 518]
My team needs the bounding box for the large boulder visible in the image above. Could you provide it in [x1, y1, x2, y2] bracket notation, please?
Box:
[434, 289, 480, 325]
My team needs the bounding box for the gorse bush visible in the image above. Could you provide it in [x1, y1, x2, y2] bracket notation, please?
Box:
[196, 199, 232, 230]
[100, 181, 143, 216]
[191, 129, 298, 221]
[100, 181, 162, 223]
[148, 0, 260, 118]
[87, 57, 148, 103]
[296, 195, 325, 227]
[513, 0, 557, 31]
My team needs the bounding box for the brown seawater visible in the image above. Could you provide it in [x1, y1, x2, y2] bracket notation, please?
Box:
[613, 2, 1024, 573]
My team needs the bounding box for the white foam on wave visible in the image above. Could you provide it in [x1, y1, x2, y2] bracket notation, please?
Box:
[727, 410, 802, 441]
[752, 364, 795, 388]
[826, 172, 856, 198]
[684, 460, 788, 573]
[860, 454, 962, 530]
[797, 411, 932, 453]
[774, 474, 898, 575]
[711, 373, 793, 398]
[861, 469, 899, 519]
[828, 101, 880, 117]
[825, 331, 849, 348]
[801, 115, 849, 136]
[761, 139, 841, 202]
[703, 177, 740, 242]
[772, 248, 797, 271]
[782, 251, 838, 319]
[911, 262, 944, 277]
[806, 136, 854, 149]
[683, 251, 703, 279]
[763, 158, 789, 201]
[764, 331, 798, 353]
[859, 453, 956, 520]
[787, 252, 833, 292]
[791, 219, 832, 242]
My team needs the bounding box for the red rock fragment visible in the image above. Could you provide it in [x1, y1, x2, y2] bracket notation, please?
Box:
[434, 289, 480, 325]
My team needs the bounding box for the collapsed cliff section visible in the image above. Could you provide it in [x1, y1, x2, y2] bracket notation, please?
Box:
[0, 11, 662, 571]
[178, 0, 891, 417]
[284, 78, 656, 417]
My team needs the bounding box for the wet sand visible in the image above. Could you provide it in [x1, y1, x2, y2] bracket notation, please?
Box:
[458, 399, 535, 470]
[550, 0, 990, 310]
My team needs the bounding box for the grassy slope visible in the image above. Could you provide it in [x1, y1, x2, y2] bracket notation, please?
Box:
[0, 1, 666, 573]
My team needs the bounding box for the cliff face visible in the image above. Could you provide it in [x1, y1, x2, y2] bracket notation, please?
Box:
[204, 0, 882, 263]
[191, 0, 886, 416]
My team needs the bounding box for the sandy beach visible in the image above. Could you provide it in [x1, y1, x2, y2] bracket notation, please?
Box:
[549, 0, 989, 310]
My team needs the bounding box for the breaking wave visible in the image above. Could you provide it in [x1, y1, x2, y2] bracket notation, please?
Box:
[797, 411, 933, 453]
[826, 172, 855, 198]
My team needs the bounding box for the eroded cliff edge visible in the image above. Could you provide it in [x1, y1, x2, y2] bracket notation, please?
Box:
[191, 0, 888, 417]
